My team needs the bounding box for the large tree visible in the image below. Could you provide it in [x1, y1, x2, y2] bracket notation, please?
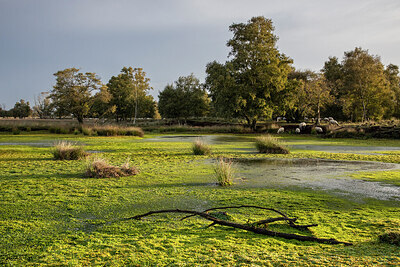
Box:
[107, 67, 154, 122]
[158, 74, 210, 119]
[50, 68, 103, 123]
[341, 48, 393, 121]
[205, 16, 293, 130]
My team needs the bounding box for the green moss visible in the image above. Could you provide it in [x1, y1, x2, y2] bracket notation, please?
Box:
[0, 133, 399, 265]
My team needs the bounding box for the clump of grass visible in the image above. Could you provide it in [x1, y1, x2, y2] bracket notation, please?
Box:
[192, 138, 211, 155]
[85, 157, 139, 178]
[378, 231, 400, 246]
[81, 125, 144, 137]
[255, 135, 289, 154]
[53, 141, 87, 160]
[214, 157, 234, 186]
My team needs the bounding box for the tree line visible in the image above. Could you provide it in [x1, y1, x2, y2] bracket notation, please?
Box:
[2, 16, 400, 129]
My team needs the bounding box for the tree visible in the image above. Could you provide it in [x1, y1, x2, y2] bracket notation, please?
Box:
[12, 99, 32, 118]
[321, 57, 346, 121]
[341, 48, 393, 121]
[158, 74, 210, 119]
[205, 16, 293, 130]
[308, 75, 333, 124]
[33, 92, 53, 119]
[50, 68, 103, 123]
[90, 85, 115, 119]
[286, 70, 317, 122]
[384, 64, 400, 118]
[107, 67, 154, 122]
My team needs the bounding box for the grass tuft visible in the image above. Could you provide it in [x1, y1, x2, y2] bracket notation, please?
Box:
[53, 141, 87, 160]
[192, 138, 211, 155]
[85, 157, 139, 178]
[255, 135, 289, 154]
[214, 157, 234, 186]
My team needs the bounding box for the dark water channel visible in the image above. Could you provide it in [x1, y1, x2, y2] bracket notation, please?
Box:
[231, 158, 400, 201]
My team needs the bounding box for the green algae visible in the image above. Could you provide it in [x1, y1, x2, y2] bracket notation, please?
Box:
[0, 133, 399, 266]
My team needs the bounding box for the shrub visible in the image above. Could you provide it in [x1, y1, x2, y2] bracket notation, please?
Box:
[49, 126, 71, 134]
[214, 157, 234, 186]
[81, 126, 93, 136]
[12, 127, 20, 135]
[379, 231, 400, 246]
[192, 138, 211, 155]
[255, 135, 289, 154]
[53, 141, 87, 160]
[85, 157, 139, 178]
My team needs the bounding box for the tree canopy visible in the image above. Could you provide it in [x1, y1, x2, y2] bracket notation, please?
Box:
[12, 99, 32, 118]
[158, 74, 210, 119]
[205, 16, 293, 129]
[322, 48, 395, 122]
[107, 67, 155, 122]
[50, 68, 103, 123]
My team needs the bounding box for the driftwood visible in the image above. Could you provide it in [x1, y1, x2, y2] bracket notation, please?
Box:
[122, 205, 352, 246]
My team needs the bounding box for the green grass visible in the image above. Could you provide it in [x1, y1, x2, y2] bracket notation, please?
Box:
[192, 138, 211, 155]
[255, 134, 289, 154]
[214, 157, 234, 186]
[0, 133, 399, 265]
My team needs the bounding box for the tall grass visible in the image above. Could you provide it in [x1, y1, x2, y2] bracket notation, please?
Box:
[192, 138, 211, 155]
[214, 157, 234, 186]
[85, 157, 139, 178]
[81, 125, 144, 137]
[53, 141, 87, 160]
[255, 135, 289, 154]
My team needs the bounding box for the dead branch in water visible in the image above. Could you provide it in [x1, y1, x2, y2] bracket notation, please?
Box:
[121, 205, 352, 246]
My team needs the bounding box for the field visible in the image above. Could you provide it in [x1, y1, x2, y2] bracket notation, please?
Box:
[1, 132, 400, 266]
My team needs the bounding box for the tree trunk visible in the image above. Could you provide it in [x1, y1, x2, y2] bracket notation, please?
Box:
[362, 100, 367, 122]
[77, 114, 84, 124]
[251, 119, 257, 131]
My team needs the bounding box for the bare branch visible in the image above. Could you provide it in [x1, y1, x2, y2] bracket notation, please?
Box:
[122, 208, 352, 246]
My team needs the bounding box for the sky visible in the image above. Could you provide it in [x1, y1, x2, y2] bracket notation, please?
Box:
[1, 0, 400, 109]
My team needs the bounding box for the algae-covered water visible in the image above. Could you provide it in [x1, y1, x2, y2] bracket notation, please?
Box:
[231, 158, 400, 201]
[1, 133, 400, 265]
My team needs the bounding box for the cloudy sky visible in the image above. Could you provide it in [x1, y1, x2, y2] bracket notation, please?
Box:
[1, 0, 400, 108]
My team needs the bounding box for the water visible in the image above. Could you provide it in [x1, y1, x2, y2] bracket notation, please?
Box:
[144, 135, 251, 144]
[230, 158, 400, 201]
[145, 135, 400, 154]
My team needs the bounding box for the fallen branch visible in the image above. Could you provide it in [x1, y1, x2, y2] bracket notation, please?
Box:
[122, 206, 352, 246]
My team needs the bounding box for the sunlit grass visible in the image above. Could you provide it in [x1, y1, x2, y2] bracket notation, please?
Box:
[0, 133, 400, 265]
[52, 141, 87, 160]
[214, 157, 234, 186]
[255, 135, 289, 154]
[192, 138, 211, 155]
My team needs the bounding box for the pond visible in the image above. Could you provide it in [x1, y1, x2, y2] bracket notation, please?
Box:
[146, 135, 400, 154]
[229, 158, 400, 201]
